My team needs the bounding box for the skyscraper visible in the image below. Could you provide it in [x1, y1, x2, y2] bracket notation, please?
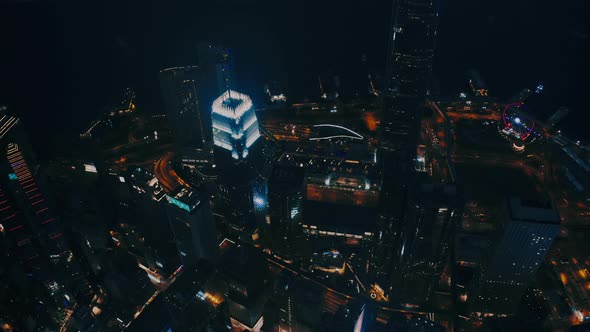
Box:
[386, 0, 438, 97]
[0, 108, 94, 327]
[396, 183, 459, 306]
[111, 169, 183, 278]
[159, 66, 207, 150]
[268, 165, 305, 259]
[211, 90, 261, 160]
[127, 260, 230, 331]
[197, 42, 236, 99]
[475, 197, 560, 315]
[382, 0, 438, 150]
[165, 186, 218, 266]
[218, 242, 270, 331]
[197, 42, 237, 142]
[375, 0, 439, 302]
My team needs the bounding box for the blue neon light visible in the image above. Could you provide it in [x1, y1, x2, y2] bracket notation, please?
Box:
[166, 195, 191, 212]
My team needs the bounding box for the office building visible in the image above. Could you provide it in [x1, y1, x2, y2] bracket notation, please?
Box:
[127, 260, 230, 332]
[547, 106, 570, 128]
[197, 42, 237, 140]
[109, 171, 183, 279]
[381, 0, 437, 150]
[475, 197, 560, 315]
[197, 42, 236, 99]
[303, 172, 379, 240]
[211, 90, 261, 159]
[385, 0, 437, 98]
[396, 183, 459, 306]
[375, 0, 439, 304]
[252, 178, 268, 226]
[159, 66, 207, 150]
[45, 157, 112, 278]
[0, 108, 95, 328]
[165, 186, 218, 266]
[213, 158, 258, 228]
[267, 276, 323, 332]
[268, 165, 305, 259]
[218, 242, 270, 331]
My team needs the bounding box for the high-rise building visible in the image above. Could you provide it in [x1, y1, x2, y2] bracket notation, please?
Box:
[396, 183, 459, 306]
[211, 90, 261, 160]
[165, 186, 218, 266]
[547, 106, 570, 128]
[375, 0, 439, 303]
[196, 43, 237, 148]
[46, 157, 112, 278]
[268, 165, 305, 259]
[214, 161, 258, 227]
[385, 0, 437, 98]
[197, 42, 236, 98]
[127, 260, 230, 332]
[382, 0, 437, 150]
[0, 108, 95, 328]
[218, 242, 270, 331]
[475, 197, 560, 315]
[159, 66, 207, 150]
[110, 169, 183, 279]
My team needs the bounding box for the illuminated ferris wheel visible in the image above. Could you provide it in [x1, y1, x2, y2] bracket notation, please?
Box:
[498, 103, 540, 151]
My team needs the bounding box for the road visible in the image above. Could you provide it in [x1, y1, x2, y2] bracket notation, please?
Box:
[266, 253, 442, 317]
[153, 152, 189, 193]
[452, 150, 545, 182]
[446, 111, 500, 122]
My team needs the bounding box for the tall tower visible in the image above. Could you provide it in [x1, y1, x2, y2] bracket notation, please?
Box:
[0, 108, 94, 327]
[382, 0, 437, 150]
[197, 43, 236, 97]
[211, 90, 260, 160]
[396, 183, 459, 306]
[475, 197, 560, 315]
[374, 0, 439, 302]
[159, 66, 207, 150]
[386, 0, 437, 98]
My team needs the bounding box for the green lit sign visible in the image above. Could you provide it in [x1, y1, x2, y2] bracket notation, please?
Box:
[166, 195, 191, 212]
[8, 173, 17, 180]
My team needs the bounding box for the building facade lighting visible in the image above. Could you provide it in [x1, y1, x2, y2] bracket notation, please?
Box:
[211, 90, 260, 159]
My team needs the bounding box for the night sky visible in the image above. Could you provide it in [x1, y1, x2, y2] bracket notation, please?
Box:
[1, 0, 588, 156]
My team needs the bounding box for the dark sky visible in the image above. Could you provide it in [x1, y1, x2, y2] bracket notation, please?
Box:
[1, 0, 589, 155]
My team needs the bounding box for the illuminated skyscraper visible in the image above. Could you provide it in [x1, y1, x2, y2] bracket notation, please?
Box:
[211, 90, 261, 160]
[159, 66, 207, 150]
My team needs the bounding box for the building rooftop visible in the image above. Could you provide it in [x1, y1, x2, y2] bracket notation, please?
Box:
[166, 187, 202, 213]
[212, 90, 253, 119]
[508, 196, 560, 224]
